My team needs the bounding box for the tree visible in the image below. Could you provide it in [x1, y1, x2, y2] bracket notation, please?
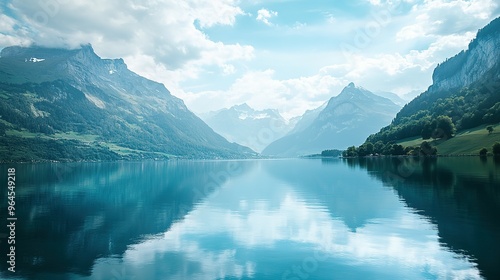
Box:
[479, 147, 488, 157]
[421, 121, 433, 139]
[322, 149, 342, 157]
[493, 142, 500, 156]
[420, 141, 437, 156]
[434, 115, 455, 139]
[382, 143, 393, 155]
[487, 125, 494, 135]
[374, 141, 385, 154]
[357, 145, 368, 157]
[364, 142, 374, 155]
[411, 146, 421, 156]
[391, 144, 405, 156]
[343, 146, 358, 157]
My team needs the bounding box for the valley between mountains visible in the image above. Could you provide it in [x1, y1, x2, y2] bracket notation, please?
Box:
[0, 17, 499, 162]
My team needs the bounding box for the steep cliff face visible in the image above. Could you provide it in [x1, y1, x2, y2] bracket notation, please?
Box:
[430, 17, 500, 92]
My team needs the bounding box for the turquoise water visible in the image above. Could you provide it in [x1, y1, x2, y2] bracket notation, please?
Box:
[1, 158, 499, 279]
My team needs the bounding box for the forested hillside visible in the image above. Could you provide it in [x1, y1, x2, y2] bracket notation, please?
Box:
[365, 17, 500, 146]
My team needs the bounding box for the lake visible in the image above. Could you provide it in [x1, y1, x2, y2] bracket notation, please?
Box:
[1, 157, 499, 279]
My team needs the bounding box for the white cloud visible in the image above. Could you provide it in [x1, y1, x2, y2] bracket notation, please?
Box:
[0, 13, 31, 47]
[4, 0, 253, 84]
[0, 33, 31, 48]
[0, 14, 16, 32]
[292, 21, 307, 30]
[396, 20, 429, 41]
[181, 20, 477, 118]
[221, 64, 236, 75]
[189, 0, 245, 28]
[368, 0, 382, 5]
[180, 68, 348, 120]
[256, 8, 278, 26]
[181, 69, 292, 117]
[397, 0, 498, 40]
[326, 14, 336, 24]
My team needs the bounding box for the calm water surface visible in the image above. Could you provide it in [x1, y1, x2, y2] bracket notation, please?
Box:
[0, 158, 499, 279]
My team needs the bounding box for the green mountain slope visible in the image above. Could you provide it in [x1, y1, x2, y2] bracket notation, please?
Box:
[396, 123, 500, 155]
[0, 45, 255, 161]
[365, 17, 500, 151]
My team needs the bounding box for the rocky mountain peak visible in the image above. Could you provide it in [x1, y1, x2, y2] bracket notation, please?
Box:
[262, 84, 401, 156]
[337, 84, 356, 97]
[334, 83, 373, 102]
[69, 44, 101, 63]
[232, 103, 252, 111]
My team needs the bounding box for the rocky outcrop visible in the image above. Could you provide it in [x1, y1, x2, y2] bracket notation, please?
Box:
[430, 17, 500, 92]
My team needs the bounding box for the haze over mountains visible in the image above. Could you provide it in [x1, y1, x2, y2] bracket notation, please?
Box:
[201, 103, 293, 152]
[200, 85, 407, 157]
[285, 102, 328, 137]
[262, 83, 401, 157]
[374, 91, 408, 107]
[0, 45, 255, 161]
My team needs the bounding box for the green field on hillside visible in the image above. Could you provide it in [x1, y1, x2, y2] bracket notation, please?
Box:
[1, 129, 175, 161]
[397, 123, 500, 155]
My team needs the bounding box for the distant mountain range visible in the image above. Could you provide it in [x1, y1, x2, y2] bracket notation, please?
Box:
[201, 85, 405, 157]
[262, 83, 401, 157]
[0, 45, 255, 161]
[201, 103, 292, 152]
[366, 16, 500, 148]
[374, 91, 408, 106]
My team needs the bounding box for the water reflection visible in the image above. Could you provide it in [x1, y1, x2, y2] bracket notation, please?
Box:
[1, 158, 496, 279]
[101, 161, 478, 278]
[0, 160, 256, 279]
[342, 157, 500, 280]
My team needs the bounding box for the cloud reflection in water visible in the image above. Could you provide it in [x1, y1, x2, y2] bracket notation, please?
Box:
[88, 161, 480, 280]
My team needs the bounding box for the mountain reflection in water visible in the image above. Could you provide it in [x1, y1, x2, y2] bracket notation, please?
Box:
[0, 158, 498, 279]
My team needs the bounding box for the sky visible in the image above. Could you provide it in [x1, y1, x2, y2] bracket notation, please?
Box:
[0, 0, 499, 119]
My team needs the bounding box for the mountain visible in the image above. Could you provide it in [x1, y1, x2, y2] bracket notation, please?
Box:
[261, 83, 401, 157]
[0, 45, 255, 161]
[402, 90, 423, 102]
[366, 17, 500, 147]
[201, 103, 291, 152]
[430, 18, 500, 93]
[285, 102, 327, 136]
[374, 91, 407, 106]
